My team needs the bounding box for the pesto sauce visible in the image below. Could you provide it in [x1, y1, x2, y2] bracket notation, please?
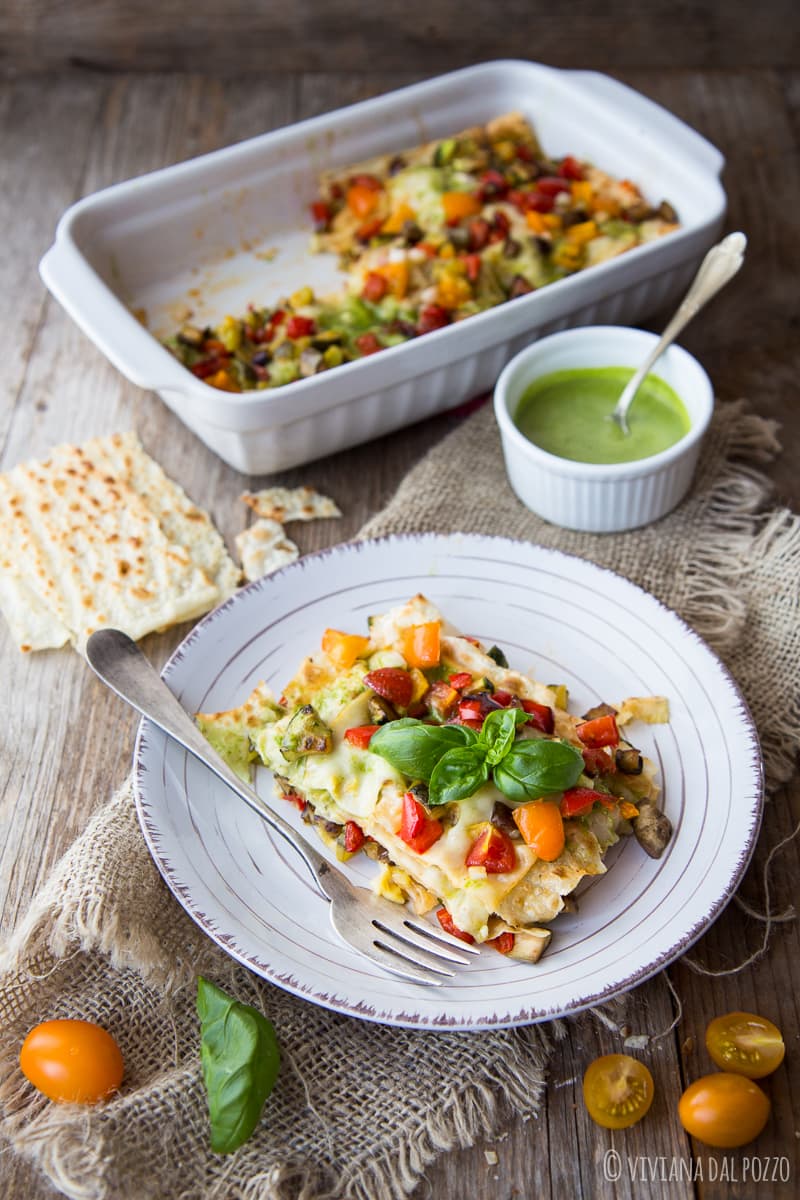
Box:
[514, 367, 691, 464]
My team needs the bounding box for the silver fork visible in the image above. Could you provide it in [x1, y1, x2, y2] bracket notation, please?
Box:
[85, 629, 479, 986]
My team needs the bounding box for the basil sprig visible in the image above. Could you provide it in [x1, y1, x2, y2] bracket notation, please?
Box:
[370, 706, 583, 805]
[197, 976, 280, 1154]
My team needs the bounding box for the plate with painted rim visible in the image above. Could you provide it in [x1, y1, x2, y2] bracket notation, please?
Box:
[133, 533, 763, 1029]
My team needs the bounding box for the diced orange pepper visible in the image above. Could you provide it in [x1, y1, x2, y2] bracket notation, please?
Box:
[205, 369, 239, 392]
[620, 801, 640, 820]
[542, 213, 563, 232]
[525, 210, 548, 234]
[513, 802, 565, 862]
[401, 622, 441, 668]
[381, 202, 416, 235]
[321, 628, 370, 669]
[566, 219, 598, 245]
[435, 273, 473, 310]
[570, 180, 594, 208]
[347, 183, 381, 219]
[377, 259, 410, 298]
[441, 191, 482, 223]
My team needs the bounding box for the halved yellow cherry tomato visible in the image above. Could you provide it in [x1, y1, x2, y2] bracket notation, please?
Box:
[582, 1054, 654, 1129]
[705, 1011, 785, 1079]
[20, 1019, 124, 1104]
[321, 628, 370, 669]
[513, 801, 565, 861]
[678, 1073, 770, 1148]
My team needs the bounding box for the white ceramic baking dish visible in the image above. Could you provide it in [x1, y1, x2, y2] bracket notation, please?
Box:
[40, 60, 726, 476]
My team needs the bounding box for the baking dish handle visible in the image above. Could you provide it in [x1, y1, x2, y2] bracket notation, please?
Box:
[39, 241, 190, 395]
[563, 69, 725, 177]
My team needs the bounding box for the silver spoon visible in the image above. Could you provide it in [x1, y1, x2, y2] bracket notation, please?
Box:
[610, 231, 747, 435]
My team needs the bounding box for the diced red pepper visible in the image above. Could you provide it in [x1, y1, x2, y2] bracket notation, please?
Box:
[448, 672, 473, 690]
[559, 155, 584, 181]
[362, 271, 388, 302]
[478, 169, 509, 201]
[464, 252, 482, 282]
[343, 820, 366, 853]
[524, 191, 555, 213]
[202, 338, 228, 354]
[506, 188, 528, 212]
[492, 210, 511, 236]
[581, 746, 616, 776]
[399, 793, 443, 854]
[467, 217, 491, 251]
[487, 931, 515, 955]
[492, 690, 513, 707]
[344, 725, 380, 749]
[286, 314, 316, 339]
[364, 667, 413, 707]
[559, 786, 608, 818]
[281, 790, 307, 813]
[576, 714, 619, 748]
[191, 358, 228, 379]
[465, 824, 517, 874]
[310, 200, 332, 231]
[515, 143, 535, 162]
[417, 304, 450, 335]
[350, 172, 383, 192]
[266, 309, 286, 335]
[356, 217, 384, 242]
[436, 908, 475, 944]
[536, 176, 571, 196]
[520, 698, 555, 734]
[457, 698, 485, 723]
[355, 332, 382, 356]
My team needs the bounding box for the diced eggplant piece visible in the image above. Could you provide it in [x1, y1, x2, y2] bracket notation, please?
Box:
[388, 154, 407, 175]
[658, 200, 678, 223]
[487, 645, 509, 668]
[368, 694, 397, 725]
[177, 325, 205, 347]
[633, 803, 673, 858]
[615, 747, 644, 775]
[299, 348, 323, 378]
[311, 329, 343, 348]
[581, 702, 617, 720]
[508, 274, 533, 299]
[401, 220, 424, 245]
[425, 679, 459, 720]
[491, 801, 521, 840]
[503, 238, 522, 259]
[407, 781, 430, 805]
[280, 705, 333, 762]
[447, 226, 470, 249]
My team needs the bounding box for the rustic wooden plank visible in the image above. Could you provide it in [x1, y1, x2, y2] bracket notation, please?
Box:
[2, 0, 799, 75]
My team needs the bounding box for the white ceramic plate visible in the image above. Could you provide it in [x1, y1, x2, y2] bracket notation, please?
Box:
[133, 534, 763, 1029]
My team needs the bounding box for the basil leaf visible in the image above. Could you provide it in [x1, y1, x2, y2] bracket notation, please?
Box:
[480, 707, 529, 766]
[197, 976, 280, 1155]
[494, 738, 584, 803]
[369, 718, 477, 781]
[429, 745, 489, 805]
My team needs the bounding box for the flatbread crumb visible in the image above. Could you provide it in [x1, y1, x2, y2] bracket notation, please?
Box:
[241, 485, 341, 524]
[235, 519, 299, 581]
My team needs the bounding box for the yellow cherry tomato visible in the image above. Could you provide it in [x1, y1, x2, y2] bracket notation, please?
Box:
[678, 1073, 770, 1148]
[20, 1019, 124, 1104]
[705, 1011, 785, 1079]
[582, 1054, 655, 1129]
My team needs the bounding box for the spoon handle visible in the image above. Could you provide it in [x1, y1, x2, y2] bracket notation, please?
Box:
[614, 232, 746, 431]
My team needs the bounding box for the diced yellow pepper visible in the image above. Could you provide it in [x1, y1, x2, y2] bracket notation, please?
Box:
[620, 801, 640, 820]
[566, 220, 598, 245]
[436, 273, 472, 309]
[290, 285, 315, 308]
[438, 241, 455, 259]
[378, 259, 410, 298]
[206, 368, 239, 392]
[323, 345, 344, 367]
[381, 202, 416, 235]
[218, 315, 242, 352]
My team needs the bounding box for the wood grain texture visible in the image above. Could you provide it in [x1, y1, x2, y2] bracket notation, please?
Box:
[0, 64, 798, 1200]
[2, 0, 799, 75]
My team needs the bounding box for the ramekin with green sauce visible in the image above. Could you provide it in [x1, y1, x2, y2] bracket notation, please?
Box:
[493, 326, 713, 533]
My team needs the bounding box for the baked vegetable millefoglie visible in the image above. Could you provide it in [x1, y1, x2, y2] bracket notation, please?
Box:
[198, 596, 672, 961]
[165, 114, 679, 392]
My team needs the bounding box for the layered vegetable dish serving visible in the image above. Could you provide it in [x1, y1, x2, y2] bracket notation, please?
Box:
[197, 597, 673, 961]
[165, 113, 679, 392]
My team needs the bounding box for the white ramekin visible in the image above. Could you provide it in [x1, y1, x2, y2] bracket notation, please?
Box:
[493, 326, 714, 533]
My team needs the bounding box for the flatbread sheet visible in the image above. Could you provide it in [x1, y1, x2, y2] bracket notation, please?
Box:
[0, 431, 241, 652]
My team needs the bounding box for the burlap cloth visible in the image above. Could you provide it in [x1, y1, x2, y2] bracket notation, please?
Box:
[1, 399, 799, 1200]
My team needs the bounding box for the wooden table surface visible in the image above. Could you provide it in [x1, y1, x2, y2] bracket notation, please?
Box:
[1, 62, 798, 1200]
